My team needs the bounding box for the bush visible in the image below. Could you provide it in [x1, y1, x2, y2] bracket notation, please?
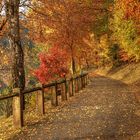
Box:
[108, 44, 122, 67]
[0, 87, 12, 118]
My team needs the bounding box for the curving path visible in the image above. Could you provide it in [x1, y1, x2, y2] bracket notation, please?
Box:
[11, 75, 140, 140]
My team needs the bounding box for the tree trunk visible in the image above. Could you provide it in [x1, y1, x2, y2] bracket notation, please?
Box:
[72, 56, 76, 74]
[85, 59, 90, 70]
[69, 44, 76, 74]
[6, 0, 25, 109]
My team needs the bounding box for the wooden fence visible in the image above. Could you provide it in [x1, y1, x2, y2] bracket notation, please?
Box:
[0, 73, 88, 128]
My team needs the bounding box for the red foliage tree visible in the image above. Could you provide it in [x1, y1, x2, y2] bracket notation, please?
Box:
[34, 46, 69, 84]
[124, 0, 140, 21]
[27, 0, 106, 74]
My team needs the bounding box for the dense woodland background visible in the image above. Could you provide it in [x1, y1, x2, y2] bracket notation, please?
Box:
[0, 0, 140, 117]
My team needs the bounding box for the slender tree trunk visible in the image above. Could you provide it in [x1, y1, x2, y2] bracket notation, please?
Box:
[85, 59, 90, 70]
[69, 44, 76, 75]
[72, 56, 76, 74]
[6, 0, 25, 109]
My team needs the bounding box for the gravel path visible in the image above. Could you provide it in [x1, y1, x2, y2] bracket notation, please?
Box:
[11, 75, 140, 140]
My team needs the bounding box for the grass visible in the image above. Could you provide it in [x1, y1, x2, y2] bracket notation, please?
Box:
[95, 62, 140, 85]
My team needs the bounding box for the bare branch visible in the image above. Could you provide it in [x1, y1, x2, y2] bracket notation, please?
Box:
[0, 18, 7, 31]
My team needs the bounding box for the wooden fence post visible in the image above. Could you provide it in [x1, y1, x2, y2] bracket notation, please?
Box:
[85, 74, 88, 85]
[77, 77, 81, 91]
[77, 78, 79, 92]
[75, 78, 78, 93]
[81, 76, 83, 89]
[36, 84, 45, 115]
[51, 82, 58, 106]
[72, 78, 74, 96]
[83, 76, 85, 88]
[74, 78, 76, 93]
[85, 75, 87, 86]
[79, 76, 82, 90]
[87, 74, 89, 84]
[69, 79, 73, 97]
[61, 80, 67, 101]
[13, 88, 23, 128]
[65, 79, 68, 100]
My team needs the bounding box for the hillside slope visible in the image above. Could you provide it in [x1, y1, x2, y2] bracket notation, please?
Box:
[95, 63, 140, 102]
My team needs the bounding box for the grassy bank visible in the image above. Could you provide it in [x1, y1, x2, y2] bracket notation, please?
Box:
[95, 63, 140, 102]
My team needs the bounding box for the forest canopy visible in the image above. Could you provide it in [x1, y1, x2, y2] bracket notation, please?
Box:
[0, 0, 140, 87]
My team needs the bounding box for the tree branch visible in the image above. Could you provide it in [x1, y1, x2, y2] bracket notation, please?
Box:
[0, 18, 7, 31]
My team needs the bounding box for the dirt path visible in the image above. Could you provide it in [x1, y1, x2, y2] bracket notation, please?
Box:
[11, 75, 140, 140]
